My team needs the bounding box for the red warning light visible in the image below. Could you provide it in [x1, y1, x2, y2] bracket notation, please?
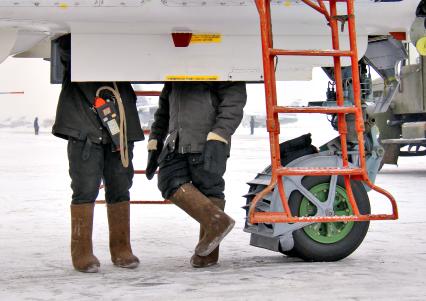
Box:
[171, 32, 193, 47]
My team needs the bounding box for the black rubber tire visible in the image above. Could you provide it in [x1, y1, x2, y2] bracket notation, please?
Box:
[282, 176, 370, 262]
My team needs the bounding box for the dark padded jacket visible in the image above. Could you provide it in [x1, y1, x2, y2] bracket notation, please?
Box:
[149, 82, 246, 155]
[52, 34, 144, 143]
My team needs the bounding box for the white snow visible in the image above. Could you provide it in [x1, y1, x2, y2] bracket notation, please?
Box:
[1, 116, 426, 301]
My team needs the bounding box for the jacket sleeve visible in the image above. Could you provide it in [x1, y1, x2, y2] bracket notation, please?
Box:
[149, 83, 171, 142]
[211, 82, 247, 141]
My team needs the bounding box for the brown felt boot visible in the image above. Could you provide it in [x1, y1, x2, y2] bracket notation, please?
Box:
[70, 203, 100, 273]
[107, 201, 140, 269]
[169, 183, 235, 257]
[190, 197, 226, 268]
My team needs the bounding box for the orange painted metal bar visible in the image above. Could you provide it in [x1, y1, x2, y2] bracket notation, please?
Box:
[96, 200, 171, 205]
[346, 0, 367, 173]
[316, 0, 331, 21]
[135, 91, 161, 97]
[301, 0, 330, 19]
[256, 0, 281, 177]
[328, 0, 361, 216]
[249, 180, 278, 223]
[251, 213, 397, 224]
[251, 0, 287, 222]
[276, 167, 363, 176]
[134, 170, 158, 175]
[269, 49, 352, 57]
[364, 178, 399, 219]
[274, 105, 356, 114]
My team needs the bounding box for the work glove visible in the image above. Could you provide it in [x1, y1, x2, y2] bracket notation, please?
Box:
[202, 132, 228, 175]
[146, 139, 162, 180]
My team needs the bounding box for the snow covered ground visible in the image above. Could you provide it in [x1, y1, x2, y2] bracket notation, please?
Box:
[1, 116, 426, 301]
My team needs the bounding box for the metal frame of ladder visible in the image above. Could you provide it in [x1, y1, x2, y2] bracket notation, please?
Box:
[249, 0, 398, 224]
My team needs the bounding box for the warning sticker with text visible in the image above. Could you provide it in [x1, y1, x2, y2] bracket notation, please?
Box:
[190, 34, 222, 44]
[165, 75, 219, 81]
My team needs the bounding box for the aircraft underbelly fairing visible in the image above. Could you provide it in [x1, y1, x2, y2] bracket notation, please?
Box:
[0, 0, 419, 81]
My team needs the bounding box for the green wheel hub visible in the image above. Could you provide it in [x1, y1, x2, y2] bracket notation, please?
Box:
[299, 183, 354, 244]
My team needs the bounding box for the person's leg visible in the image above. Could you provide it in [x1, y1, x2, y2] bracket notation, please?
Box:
[159, 153, 233, 259]
[157, 152, 191, 200]
[103, 142, 139, 268]
[68, 138, 104, 273]
[188, 153, 228, 267]
[189, 154, 225, 199]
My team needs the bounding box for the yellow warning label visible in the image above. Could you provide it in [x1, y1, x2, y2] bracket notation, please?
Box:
[166, 75, 219, 81]
[190, 34, 222, 44]
[284, 0, 292, 7]
[417, 37, 426, 56]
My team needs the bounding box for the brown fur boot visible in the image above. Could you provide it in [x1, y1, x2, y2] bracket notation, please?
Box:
[190, 197, 225, 268]
[169, 183, 235, 257]
[107, 201, 139, 269]
[70, 203, 100, 273]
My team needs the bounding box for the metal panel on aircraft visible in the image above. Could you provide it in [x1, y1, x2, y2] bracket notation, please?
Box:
[101, 0, 148, 6]
[160, 0, 300, 6]
[161, 0, 254, 6]
[0, 1, 98, 7]
[161, 0, 382, 6]
[71, 32, 367, 82]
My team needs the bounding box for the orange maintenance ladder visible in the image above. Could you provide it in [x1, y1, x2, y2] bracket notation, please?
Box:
[249, 0, 398, 224]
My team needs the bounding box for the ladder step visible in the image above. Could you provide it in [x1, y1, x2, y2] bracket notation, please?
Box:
[269, 49, 353, 57]
[274, 106, 357, 114]
[251, 213, 397, 224]
[276, 167, 364, 176]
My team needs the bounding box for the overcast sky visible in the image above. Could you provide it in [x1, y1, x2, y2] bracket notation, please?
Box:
[0, 57, 329, 121]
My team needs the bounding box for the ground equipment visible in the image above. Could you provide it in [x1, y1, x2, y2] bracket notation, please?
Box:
[372, 51, 426, 166]
[244, 0, 398, 261]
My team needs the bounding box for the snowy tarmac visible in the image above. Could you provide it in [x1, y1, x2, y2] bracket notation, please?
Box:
[1, 118, 426, 301]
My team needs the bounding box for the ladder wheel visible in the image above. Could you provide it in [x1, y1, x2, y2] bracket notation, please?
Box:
[283, 176, 371, 262]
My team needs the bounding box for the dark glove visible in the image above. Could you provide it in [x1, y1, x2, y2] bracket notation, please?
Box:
[146, 140, 163, 180]
[202, 140, 228, 175]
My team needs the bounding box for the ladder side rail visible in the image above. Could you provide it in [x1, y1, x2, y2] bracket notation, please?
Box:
[316, 0, 331, 21]
[301, 0, 330, 19]
[256, 0, 281, 178]
[346, 0, 367, 174]
[253, 0, 293, 220]
[329, 0, 361, 216]
[329, 0, 349, 168]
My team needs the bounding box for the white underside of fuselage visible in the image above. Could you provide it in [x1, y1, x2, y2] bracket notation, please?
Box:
[0, 0, 420, 81]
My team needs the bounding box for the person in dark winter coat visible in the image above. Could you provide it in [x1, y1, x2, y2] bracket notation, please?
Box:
[52, 34, 144, 273]
[34, 117, 39, 135]
[146, 81, 246, 268]
[250, 116, 255, 135]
